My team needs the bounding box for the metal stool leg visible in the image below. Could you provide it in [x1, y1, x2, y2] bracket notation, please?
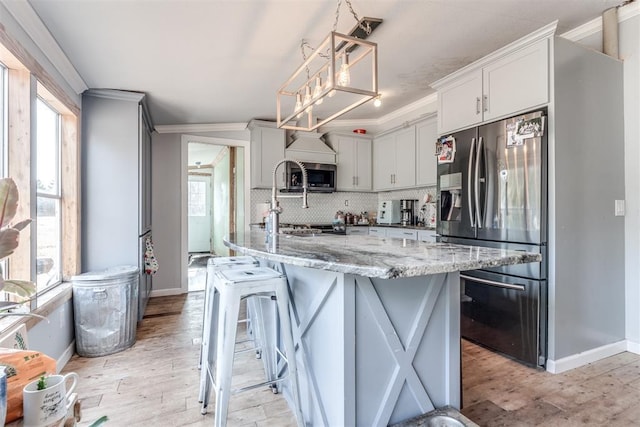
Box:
[214, 287, 241, 427]
[201, 287, 219, 414]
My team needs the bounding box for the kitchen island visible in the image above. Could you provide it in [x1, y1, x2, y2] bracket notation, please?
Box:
[224, 232, 540, 426]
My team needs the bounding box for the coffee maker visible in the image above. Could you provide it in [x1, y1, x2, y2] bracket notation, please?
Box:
[400, 199, 418, 226]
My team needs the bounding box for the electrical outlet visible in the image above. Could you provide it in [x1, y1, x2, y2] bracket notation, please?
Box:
[615, 200, 625, 216]
[344, 200, 349, 207]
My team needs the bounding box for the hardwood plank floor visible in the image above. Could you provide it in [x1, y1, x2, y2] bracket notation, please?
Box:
[62, 292, 640, 426]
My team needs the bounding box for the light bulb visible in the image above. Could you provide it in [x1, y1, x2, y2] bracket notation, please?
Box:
[295, 92, 303, 119]
[313, 76, 323, 105]
[325, 63, 337, 97]
[338, 53, 350, 86]
[304, 85, 313, 114]
[373, 95, 382, 108]
[303, 85, 312, 106]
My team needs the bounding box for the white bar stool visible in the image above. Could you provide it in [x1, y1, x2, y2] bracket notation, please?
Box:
[208, 267, 304, 427]
[198, 256, 259, 405]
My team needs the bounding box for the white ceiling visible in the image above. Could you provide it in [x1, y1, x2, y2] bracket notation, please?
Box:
[24, 0, 621, 127]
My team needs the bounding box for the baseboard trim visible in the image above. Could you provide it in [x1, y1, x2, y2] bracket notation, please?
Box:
[57, 340, 75, 373]
[627, 340, 640, 354]
[546, 340, 627, 374]
[150, 288, 186, 297]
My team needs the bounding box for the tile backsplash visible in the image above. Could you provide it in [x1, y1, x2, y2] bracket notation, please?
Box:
[250, 186, 436, 224]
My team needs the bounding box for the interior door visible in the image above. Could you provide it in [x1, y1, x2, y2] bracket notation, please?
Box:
[476, 110, 546, 244]
[188, 175, 211, 253]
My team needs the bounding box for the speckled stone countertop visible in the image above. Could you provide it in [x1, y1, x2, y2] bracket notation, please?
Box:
[224, 231, 541, 279]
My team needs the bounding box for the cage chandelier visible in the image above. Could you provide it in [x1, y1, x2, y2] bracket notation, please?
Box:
[276, 0, 380, 132]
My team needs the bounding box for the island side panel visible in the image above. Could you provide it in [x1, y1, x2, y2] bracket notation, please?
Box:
[280, 263, 355, 427]
[278, 263, 461, 427]
[357, 272, 461, 426]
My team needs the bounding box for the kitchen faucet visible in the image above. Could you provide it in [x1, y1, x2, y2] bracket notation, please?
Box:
[267, 158, 309, 240]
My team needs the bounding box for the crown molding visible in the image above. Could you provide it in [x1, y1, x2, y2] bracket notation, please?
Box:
[431, 20, 558, 90]
[560, 1, 640, 41]
[320, 92, 438, 131]
[155, 122, 248, 134]
[2, 0, 87, 94]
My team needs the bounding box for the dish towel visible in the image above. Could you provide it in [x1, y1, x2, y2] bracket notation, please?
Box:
[144, 236, 159, 275]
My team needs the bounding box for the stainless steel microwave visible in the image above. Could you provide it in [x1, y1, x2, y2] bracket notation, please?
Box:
[284, 162, 336, 193]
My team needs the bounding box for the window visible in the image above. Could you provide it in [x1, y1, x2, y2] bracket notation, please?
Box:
[188, 180, 207, 217]
[36, 98, 62, 290]
[0, 35, 80, 310]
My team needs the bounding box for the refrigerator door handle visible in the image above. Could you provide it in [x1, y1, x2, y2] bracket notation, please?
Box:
[475, 136, 484, 228]
[467, 137, 476, 227]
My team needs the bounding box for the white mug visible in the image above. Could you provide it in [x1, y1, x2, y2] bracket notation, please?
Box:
[23, 372, 79, 427]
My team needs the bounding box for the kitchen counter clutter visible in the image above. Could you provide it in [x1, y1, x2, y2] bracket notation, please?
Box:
[225, 231, 539, 279]
[223, 232, 539, 426]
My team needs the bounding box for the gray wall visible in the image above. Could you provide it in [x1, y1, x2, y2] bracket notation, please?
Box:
[28, 299, 75, 370]
[567, 12, 640, 350]
[151, 132, 184, 292]
[551, 37, 625, 359]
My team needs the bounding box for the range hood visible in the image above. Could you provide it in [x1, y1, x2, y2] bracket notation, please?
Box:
[285, 130, 336, 164]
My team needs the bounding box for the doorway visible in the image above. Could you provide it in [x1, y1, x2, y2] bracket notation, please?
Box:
[185, 138, 247, 292]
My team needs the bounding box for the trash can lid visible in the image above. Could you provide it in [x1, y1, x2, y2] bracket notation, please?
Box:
[71, 265, 139, 282]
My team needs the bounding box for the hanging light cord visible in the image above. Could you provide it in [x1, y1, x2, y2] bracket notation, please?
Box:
[300, 0, 372, 64]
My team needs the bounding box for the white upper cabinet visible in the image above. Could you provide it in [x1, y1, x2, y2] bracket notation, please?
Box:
[482, 40, 549, 122]
[416, 118, 438, 187]
[436, 71, 483, 135]
[373, 127, 416, 191]
[433, 28, 551, 135]
[326, 132, 372, 192]
[249, 120, 286, 189]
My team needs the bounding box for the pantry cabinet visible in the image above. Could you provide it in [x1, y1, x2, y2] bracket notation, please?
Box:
[434, 37, 549, 134]
[249, 120, 286, 188]
[325, 132, 372, 191]
[373, 126, 416, 191]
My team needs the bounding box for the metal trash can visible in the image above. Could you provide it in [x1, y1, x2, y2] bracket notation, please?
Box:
[71, 266, 139, 357]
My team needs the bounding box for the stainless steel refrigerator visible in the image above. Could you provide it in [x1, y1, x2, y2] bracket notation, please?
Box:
[437, 109, 547, 367]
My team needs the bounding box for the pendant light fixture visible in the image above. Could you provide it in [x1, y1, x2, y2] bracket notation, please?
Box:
[276, 0, 381, 132]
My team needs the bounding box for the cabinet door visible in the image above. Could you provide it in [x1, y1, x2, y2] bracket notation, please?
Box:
[394, 127, 416, 188]
[373, 135, 395, 191]
[416, 119, 438, 187]
[335, 136, 357, 191]
[369, 227, 386, 237]
[418, 230, 436, 242]
[386, 229, 418, 240]
[251, 127, 285, 188]
[354, 138, 372, 190]
[438, 70, 483, 134]
[483, 39, 549, 122]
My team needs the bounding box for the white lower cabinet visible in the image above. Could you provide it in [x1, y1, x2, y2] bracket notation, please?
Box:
[418, 230, 437, 243]
[346, 227, 369, 235]
[368, 227, 386, 237]
[386, 229, 418, 240]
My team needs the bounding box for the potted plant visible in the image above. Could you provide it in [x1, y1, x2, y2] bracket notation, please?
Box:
[0, 177, 39, 426]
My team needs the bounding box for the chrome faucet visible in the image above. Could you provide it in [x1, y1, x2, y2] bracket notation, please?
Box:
[267, 158, 309, 239]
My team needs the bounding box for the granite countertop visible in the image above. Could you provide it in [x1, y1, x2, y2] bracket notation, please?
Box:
[224, 231, 541, 279]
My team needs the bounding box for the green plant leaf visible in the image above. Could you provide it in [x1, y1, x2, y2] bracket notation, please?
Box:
[13, 219, 32, 231]
[0, 178, 19, 229]
[0, 228, 19, 259]
[0, 280, 36, 299]
[88, 415, 109, 427]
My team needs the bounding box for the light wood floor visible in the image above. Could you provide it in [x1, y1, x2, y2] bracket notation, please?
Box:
[62, 292, 640, 427]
